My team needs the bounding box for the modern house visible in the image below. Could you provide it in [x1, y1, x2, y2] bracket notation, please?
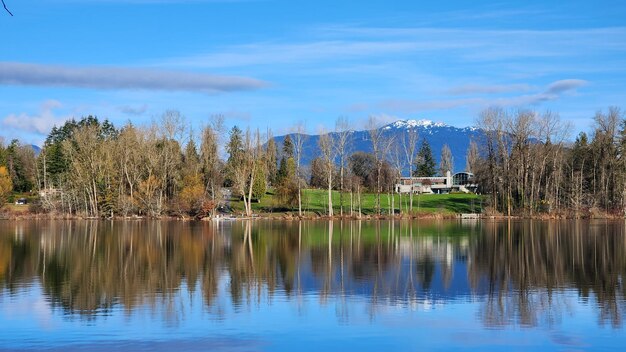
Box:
[395, 171, 477, 194]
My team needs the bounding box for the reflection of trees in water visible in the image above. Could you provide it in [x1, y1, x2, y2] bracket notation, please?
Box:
[470, 221, 626, 328]
[415, 256, 435, 291]
[0, 220, 624, 327]
[0, 221, 227, 320]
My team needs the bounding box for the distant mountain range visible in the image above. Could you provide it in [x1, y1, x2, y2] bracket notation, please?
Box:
[31, 144, 41, 156]
[273, 119, 485, 174]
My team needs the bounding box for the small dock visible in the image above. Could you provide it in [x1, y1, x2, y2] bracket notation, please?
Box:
[460, 213, 481, 219]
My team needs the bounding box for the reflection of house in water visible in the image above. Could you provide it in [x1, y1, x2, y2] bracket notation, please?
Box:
[395, 171, 477, 194]
[398, 237, 469, 267]
[294, 236, 484, 306]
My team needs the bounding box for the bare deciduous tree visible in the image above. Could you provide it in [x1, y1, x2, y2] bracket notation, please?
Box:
[440, 144, 453, 176]
[367, 116, 395, 215]
[401, 128, 419, 213]
[335, 117, 351, 216]
[318, 130, 335, 216]
[201, 115, 224, 217]
[291, 122, 307, 217]
[476, 107, 509, 215]
[465, 139, 478, 174]
[391, 143, 404, 215]
[117, 123, 143, 216]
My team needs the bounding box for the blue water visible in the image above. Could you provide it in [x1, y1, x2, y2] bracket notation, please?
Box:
[0, 220, 624, 351]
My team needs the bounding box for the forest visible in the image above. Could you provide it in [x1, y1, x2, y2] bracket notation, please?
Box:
[0, 107, 624, 218]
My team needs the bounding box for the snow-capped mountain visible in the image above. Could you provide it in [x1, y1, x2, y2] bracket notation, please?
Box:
[273, 119, 485, 174]
[384, 119, 448, 129]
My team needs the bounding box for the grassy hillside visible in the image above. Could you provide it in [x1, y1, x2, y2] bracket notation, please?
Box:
[228, 188, 483, 216]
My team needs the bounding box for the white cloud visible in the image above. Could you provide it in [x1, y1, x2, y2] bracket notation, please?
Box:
[164, 41, 420, 68]
[0, 62, 267, 93]
[447, 83, 534, 95]
[2, 100, 72, 135]
[376, 79, 589, 113]
[545, 79, 588, 95]
[162, 26, 626, 69]
[117, 104, 149, 115]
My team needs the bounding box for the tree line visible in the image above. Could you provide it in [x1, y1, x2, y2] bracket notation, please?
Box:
[474, 107, 626, 216]
[0, 107, 624, 218]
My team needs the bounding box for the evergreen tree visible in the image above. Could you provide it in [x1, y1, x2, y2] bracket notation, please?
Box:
[40, 117, 106, 189]
[265, 138, 278, 185]
[41, 141, 67, 187]
[225, 126, 244, 186]
[276, 156, 297, 207]
[571, 132, 589, 172]
[226, 126, 244, 163]
[282, 135, 294, 159]
[252, 160, 267, 200]
[276, 134, 297, 205]
[309, 157, 327, 188]
[183, 136, 201, 175]
[285, 157, 296, 180]
[200, 123, 223, 216]
[277, 156, 287, 183]
[100, 119, 118, 139]
[6, 140, 34, 192]
[414, 140, 436, 177]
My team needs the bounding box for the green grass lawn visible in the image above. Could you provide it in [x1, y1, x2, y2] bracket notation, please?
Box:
[228, 188, 483, 215]
[1, 203, 30, 213]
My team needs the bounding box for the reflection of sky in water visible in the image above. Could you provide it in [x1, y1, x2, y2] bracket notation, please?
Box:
[0, 220, 625, 350]
[2, 278, 625, 350]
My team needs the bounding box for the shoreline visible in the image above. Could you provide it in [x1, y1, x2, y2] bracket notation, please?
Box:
[1, 210, 624, 221]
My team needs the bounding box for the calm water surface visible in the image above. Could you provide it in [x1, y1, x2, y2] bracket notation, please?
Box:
[1, 220, 625, 351]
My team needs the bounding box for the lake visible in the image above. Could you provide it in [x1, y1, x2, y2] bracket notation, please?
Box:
[1, 219, 625, 351]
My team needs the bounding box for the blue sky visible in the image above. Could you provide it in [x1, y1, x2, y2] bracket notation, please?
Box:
[1, 0, 625, 144]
